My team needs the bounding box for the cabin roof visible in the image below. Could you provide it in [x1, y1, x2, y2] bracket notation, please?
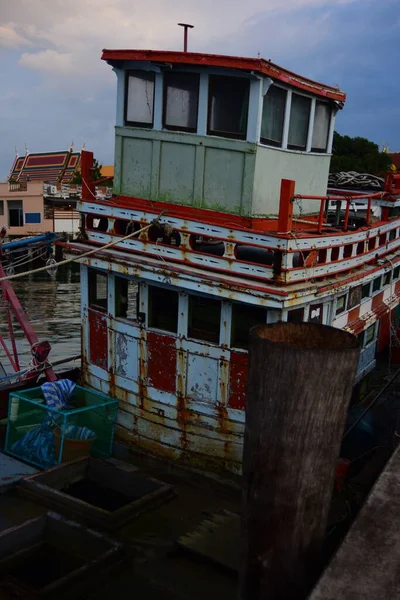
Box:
[101, 49, 346, 102]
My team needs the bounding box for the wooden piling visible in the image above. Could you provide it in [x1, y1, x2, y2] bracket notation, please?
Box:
[240, 322, 360, 600]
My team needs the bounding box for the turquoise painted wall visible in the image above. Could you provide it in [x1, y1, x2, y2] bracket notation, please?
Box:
[114, 126, 256, 215]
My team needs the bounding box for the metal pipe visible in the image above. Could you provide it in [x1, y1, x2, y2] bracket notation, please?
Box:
[317, 199, 326, 233]
[178, 23, 194, 52]
[2, 232, 56, 251]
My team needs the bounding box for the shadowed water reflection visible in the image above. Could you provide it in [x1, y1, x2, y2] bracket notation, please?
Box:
[0, 265, 81, 374]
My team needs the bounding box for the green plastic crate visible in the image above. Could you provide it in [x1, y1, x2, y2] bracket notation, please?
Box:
[5, 385, 118, 469]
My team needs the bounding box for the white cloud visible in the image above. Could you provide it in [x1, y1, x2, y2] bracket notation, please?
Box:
[2, 0, 359, 78]
[19, 49, 74, 73]
[0, 23, 33, 49]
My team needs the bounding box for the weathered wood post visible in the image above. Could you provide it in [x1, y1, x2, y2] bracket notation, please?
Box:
[240, 322, 360, 600]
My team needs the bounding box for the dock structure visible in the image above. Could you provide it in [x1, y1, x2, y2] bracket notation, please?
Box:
[310, 445, 400, 600]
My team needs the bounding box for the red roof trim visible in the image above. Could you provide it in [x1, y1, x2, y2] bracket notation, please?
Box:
[101, 49, 346, 102]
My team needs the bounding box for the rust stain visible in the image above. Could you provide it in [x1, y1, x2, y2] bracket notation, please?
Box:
[176, 348, 189, 450]
[216, 401, 229, 435]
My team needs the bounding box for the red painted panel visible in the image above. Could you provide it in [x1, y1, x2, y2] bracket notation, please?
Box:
[348, 306, 360, 324]
[228, 351, 248, 410]
[147, 331, 176, 393]
[372, 291, 384, 309]
[89, 309, 108, 369]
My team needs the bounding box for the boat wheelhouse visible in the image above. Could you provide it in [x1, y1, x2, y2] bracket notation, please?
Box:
[65, 47, 400, 475]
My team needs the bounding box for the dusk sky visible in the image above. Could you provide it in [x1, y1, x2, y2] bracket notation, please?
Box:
[1, 0, 399, 180]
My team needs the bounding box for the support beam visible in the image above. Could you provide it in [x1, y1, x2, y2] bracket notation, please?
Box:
[278, 179, 295, 233]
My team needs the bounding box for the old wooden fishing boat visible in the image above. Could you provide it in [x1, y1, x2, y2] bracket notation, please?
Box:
[63, 42, 400, 476]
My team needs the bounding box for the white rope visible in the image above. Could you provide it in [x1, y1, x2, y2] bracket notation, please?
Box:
[328, 171, 385, 191]
[0, 219, 157, 283]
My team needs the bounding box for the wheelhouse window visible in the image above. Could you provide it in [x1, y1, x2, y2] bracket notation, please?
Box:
[208, 75, 249, 140]
[148, 286, 178, 333]
[163, 72, 199, 132]
[231, 304, 266, 349]
[260, 85, 286, 147]
[288, 93, 311, 150]
[8, 200, 23, 227]
[125, 71, 155, 127]
[115, 277, 139, 320]
[88, 269, 108, 313]
[311, 101, 331, 152]
[188, 296, 221, 344]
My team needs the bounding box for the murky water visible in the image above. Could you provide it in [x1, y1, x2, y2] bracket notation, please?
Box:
[0, 265, 81, 375]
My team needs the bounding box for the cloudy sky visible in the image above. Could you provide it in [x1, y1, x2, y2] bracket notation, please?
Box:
[0, 0, 399, 179]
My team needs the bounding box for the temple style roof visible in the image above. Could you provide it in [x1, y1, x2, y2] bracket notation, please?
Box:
[8, 150, 81, 184]
[101, 49, 346, 102]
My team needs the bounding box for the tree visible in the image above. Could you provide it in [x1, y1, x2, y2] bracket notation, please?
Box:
[330, 132, 392, 176]
[72, 158, 102, 184]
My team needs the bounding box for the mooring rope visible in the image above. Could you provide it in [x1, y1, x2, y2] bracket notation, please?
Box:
[328, 171, 385, 190]
[0, 215, 164, 283]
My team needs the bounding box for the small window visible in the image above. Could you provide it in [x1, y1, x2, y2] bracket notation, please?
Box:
[357, 331, 365, 348]
[8, 200, 23, 227]
[389, 229, 397, 241]
[88, 269, 108, 313]
[0, 201, 4, 216]
[148, 286, 178, 333]
[288, 93, 311, 150]
[287, 308, 304, 323]
[365, 324, 376, 346]
[163, 72, 199, 132]
[383, 272, 392, 286]
[125, 71, 155, 127]
[394, 266, 400, 279]
[372, 276, 382, 293]
[115, 277, 139, 320]
[348, 285, 362, 310]
[25, 212, 41, 224]
[361, 282, 371, 299]
[260, 85, 286, 147]
[188, 296, 221, 344]
[336, 294, 347, 315]
[208, 75, 249, 139]
[311, 101, 331, 152]
[309, 303, 323, 324]
[231, 304, 266, 349]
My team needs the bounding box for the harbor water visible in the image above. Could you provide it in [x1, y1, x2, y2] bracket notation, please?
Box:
[0, 264, 81, 375]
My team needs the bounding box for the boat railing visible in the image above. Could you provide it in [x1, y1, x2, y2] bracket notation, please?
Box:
[77, 194, 400, 285]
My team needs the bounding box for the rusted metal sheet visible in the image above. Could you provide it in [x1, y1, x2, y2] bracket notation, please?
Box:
[228, 351, 248, 410]
[89, 309, 108, 370]
[147, 331, 176, 393]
